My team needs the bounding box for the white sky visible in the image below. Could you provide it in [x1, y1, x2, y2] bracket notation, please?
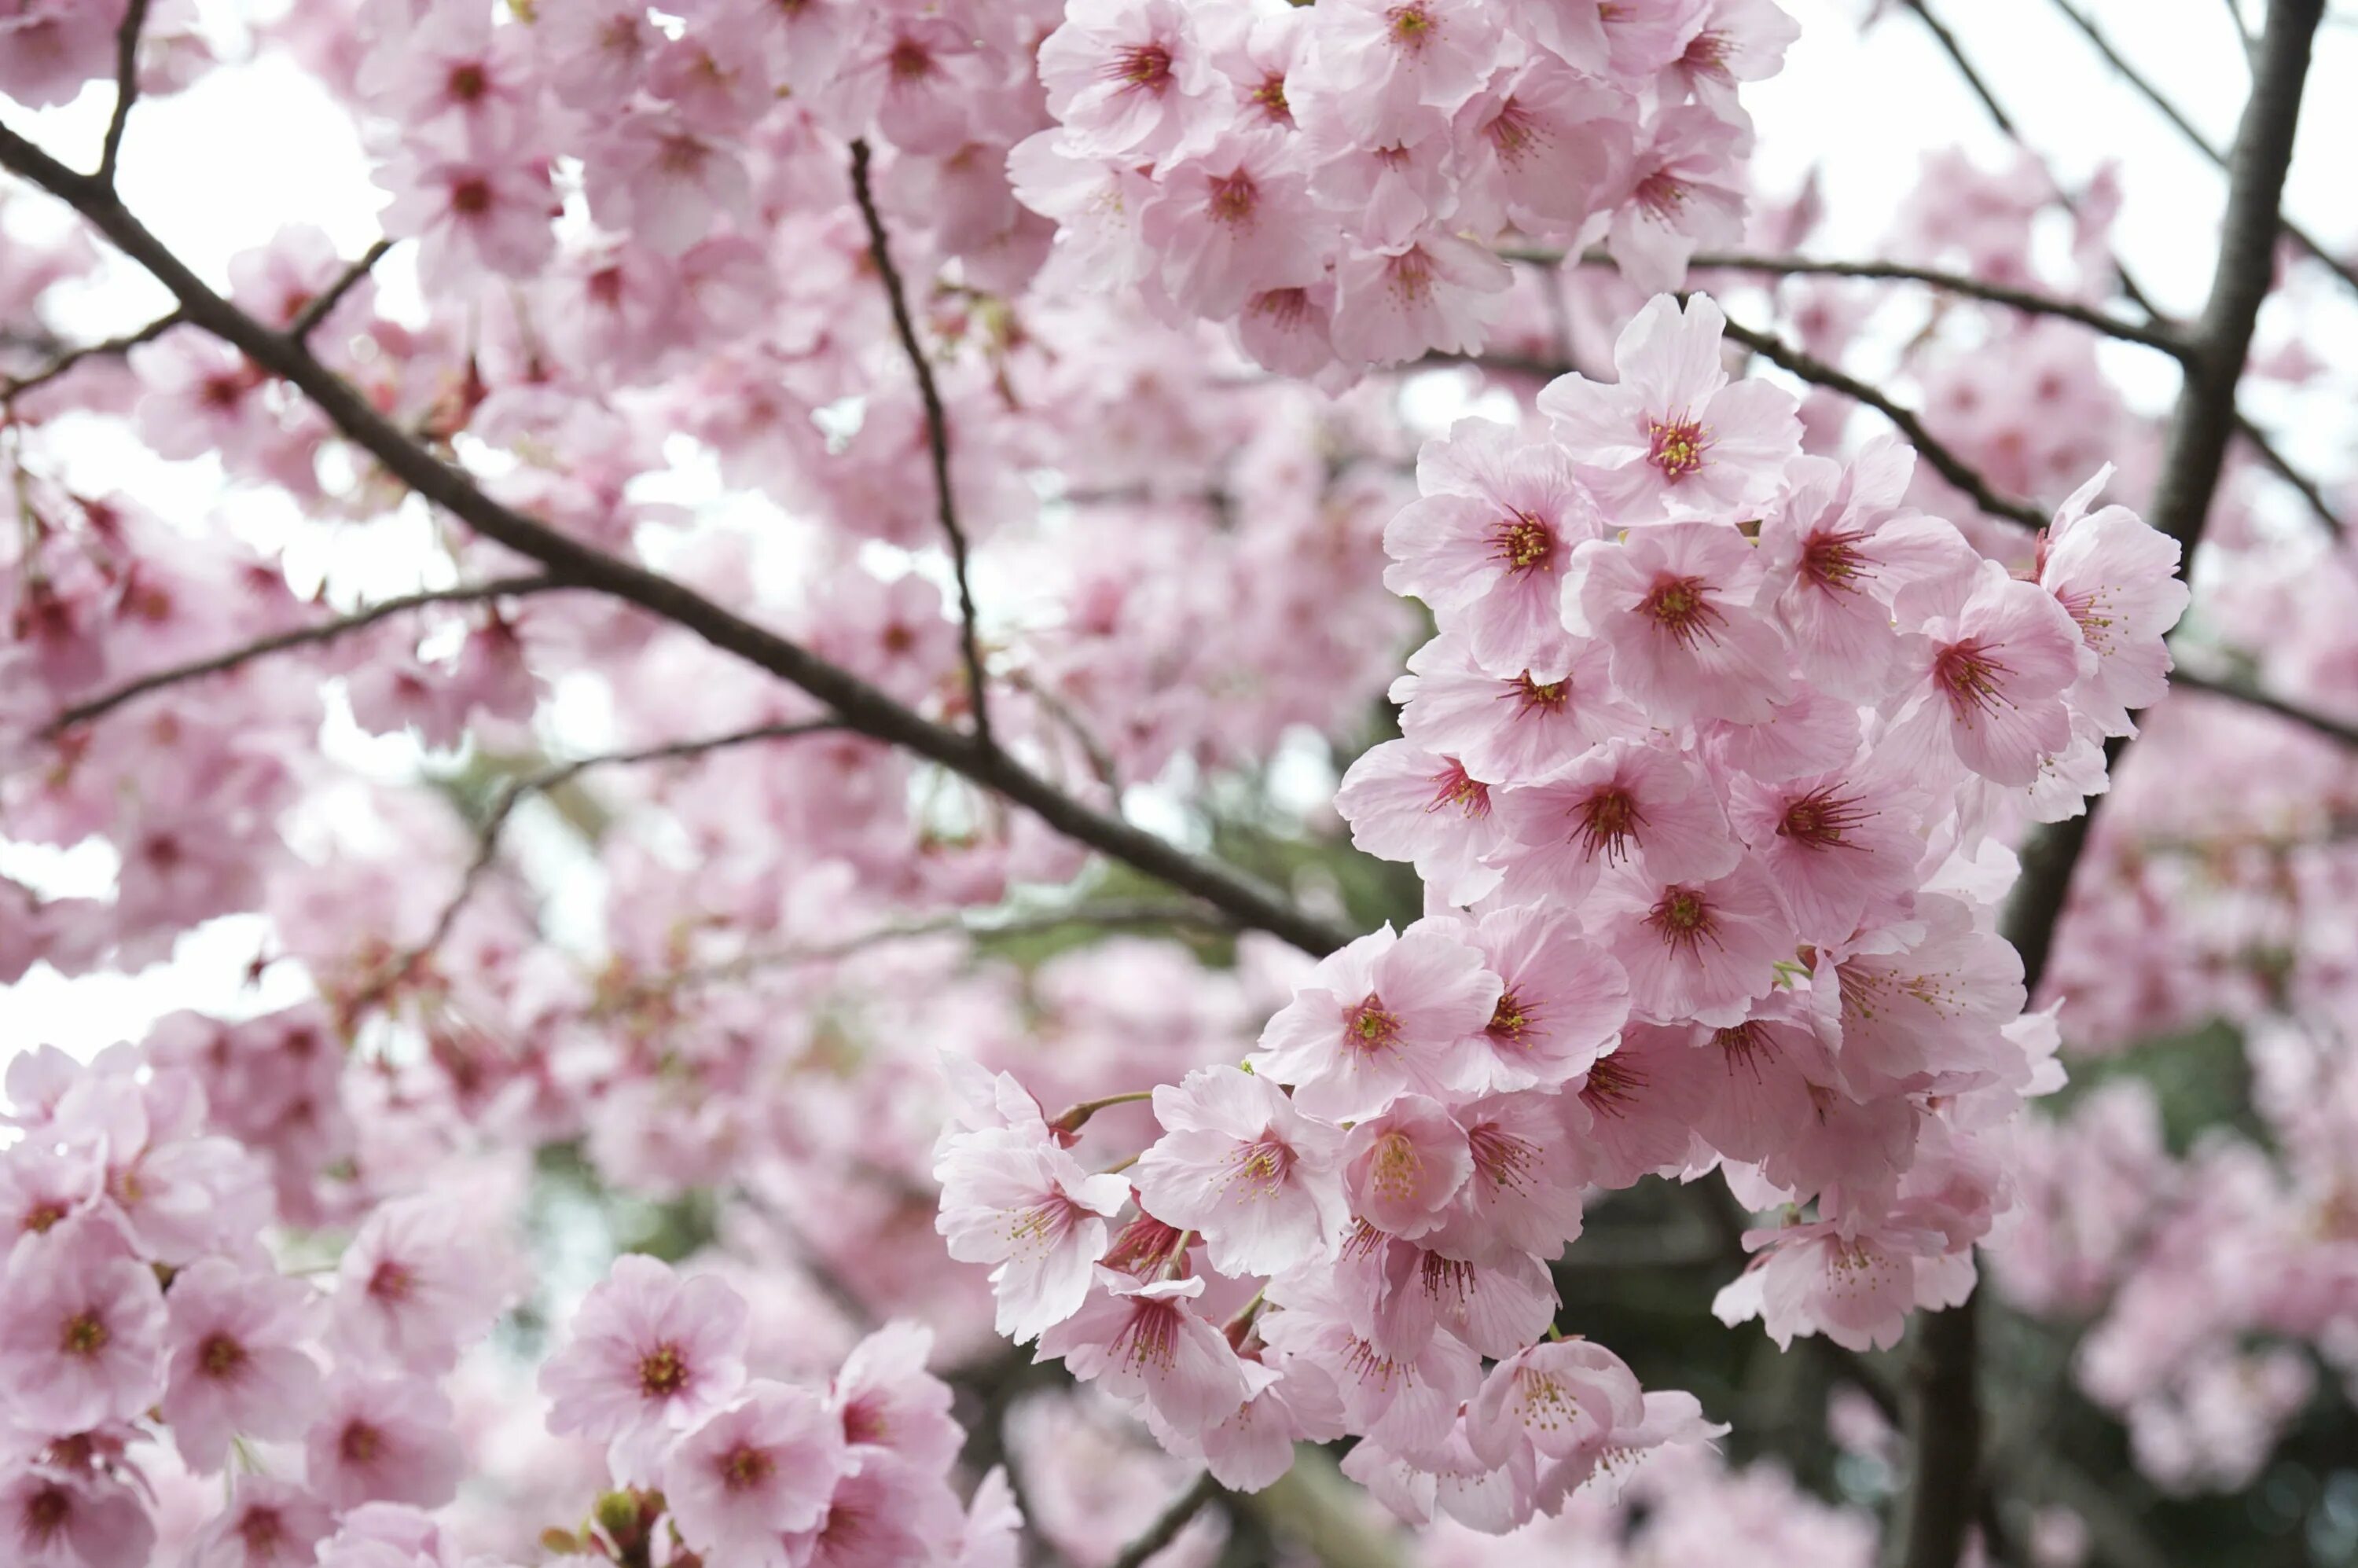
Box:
[2, 0, 2352, 1063]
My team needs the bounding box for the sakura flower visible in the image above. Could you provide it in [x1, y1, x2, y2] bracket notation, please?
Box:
[1251, 920, 1502, 1122]
[1133, 1065, 1349, 1278]
[1036, 1274, 1252, 1430]
[1607, 106, 1751, 292]
[2036, 466, 2189, 736]
[1491, 736, 1740, 905]
[1449, 906, 1630, 1096]
[1591, 861, 1796, 1026]
[1812, 895, 2025, 1096]
[2, 1465, 154, 1568]
[1258, 1274, 1480, 1460]
[1330, 232, 1513, 367]
[1235, 280, 1342, 379]
[1713, 1220, 1946, 1352]
[582, 112, 755, 255]
[788, 1451, 965, 1568]
[182, 1477, 332, 1568]
[1538, 292, 1800, 522]
[1726, 759, 1928, 944]
[1884, 556, 2088, 788]
[1687, 995, 1839, 1167]
[1575, 1025, 1717, 1188]
[375, 138, 556, 285]
[539, 1254, 750, 1483]
[534, 0, 656, 112]
[0, 1216, 165, 1435]
[162, 1258, 322, 1471]
[1037, 0, 1217, 163]
[1425, 1089, 1592, 1264]
[1466, 1338, 1644, 1478]
[1302, 0, 1504, 142]
[1394, 632, 1644, 782]
[1384, 417, 1606, 673]
[329, 1192, 512, 1374]
[303, 1373, 464, 1510]
[1451, 56, 1633, 236]
[1185, 1350, 1350, 1493]
[830, 1320, 963, 1472]
[935, 1129, 1131, 1342]
[1334, 741, 1507, 905]
[1342, 1095, 1474, 1240]
[1566, 520, 1797, 723]
[1140, 131, 1332, 319]
[665, 1383, 856, 1568]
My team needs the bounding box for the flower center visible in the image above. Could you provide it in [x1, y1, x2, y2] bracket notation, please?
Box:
[1637, 575, 1721, 645]
[1512, 672, 1568, 715]
[367, 1259, 416, 1302]
[1800, 527, 1871, 591]
[1634, 169, 1689, 221]
[447, 62, 487, 102]
[1780, 786, 1871, 849]
[1427, 758, 1491, 819]
[449, 176, 493, 218]
[1573, 785, 1645, 862]
[1493, 512, 1556, 573]
[1646, 888, 1719, 958]
[1487, 990, 1532, 1042]
[1387, 2, 1434, 47]
[23, 1484, 69, 1540]
[1932, 638, 2012, 719]
[638, 1342, 690, 1397]
[1109, 42, 1173, 90]
[720, 1442, 776, 1492]
[1368, 1133, 1424, 1203]
[60, 1311, 108, 1358]
[1251, 74, 1291, 125]
[338, 1420, 383, 1466]
[1207, 171, 1257, 226]
[1224, 1133, 1295, 1199]
[1646, 419, 1709, 482]
[1345, 995, 1402, 1052]
[887, 38, 933, 80]
[200, 1332, 248, 1379]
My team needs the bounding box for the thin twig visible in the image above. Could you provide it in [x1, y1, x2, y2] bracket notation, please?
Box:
[846, 138, 994, 751]
[1893, 0, 2020, 134]
[1530, 246, 2189, 357]
[1711, 314, 2050, 529]
[2050, 0, 2358, 299]
[97, 0, 152, 186]
[0, 121, 1353, 958]
[2234, 417, 2345, 534]
[363, 720, 845, 1009]
[0, 309, 183, 399]
[45, 575, 564, 734]
[1107, 1471, 1222, 1568]
[288, 238, 394, 340]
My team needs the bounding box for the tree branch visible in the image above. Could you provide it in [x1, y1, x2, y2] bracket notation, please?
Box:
[0, 308, 183, 400]
[0, 119, 1352, 960]
[1892, 0, 2020, 134]
[847, 138, 994, 751]
[1710, 314, 2050, 529]
[97, 0, 152, 186]
[288, 238, 394, 341]
[45, 575, 565, 733]
[1902, 6, 2327, 1567]
[2050, 0, 2358, 299]
[1107, 1471, 1221, 1568]
[2169, 667, 2358, 747]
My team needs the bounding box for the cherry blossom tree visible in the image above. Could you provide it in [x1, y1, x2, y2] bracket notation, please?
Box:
[1, 2, 2353, 1566]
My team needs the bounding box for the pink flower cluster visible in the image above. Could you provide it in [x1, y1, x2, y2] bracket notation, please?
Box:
[1017, 0, 1796, 375]
[934, 292, 2192, 1530]
[537, 1255, 1016, 1567]
[0, 1042, 517, 1567]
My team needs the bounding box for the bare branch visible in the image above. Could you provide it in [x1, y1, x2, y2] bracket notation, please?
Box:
[97, 0, 152, 186]
[1710, 314, 2051, 529]
[2050, 0, 2358, 299]
[847, 138, 994, 751]
[1, 308, 183, 400]
[2170, 667, 2358, 747]
[1893, 0, 2020, 134]
[288, 238, 394, 341]
[1107, 1471, 1221, 1568]
[45, 575, 565, 734]
[0, 120, 1351, 958]
[2234, 415, 2345, 534]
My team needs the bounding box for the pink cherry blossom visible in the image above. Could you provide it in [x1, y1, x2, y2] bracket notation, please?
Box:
[1251, 920, 1503, 1122]
[1493, 736, 1742, 905]
[538, 1254, 750, 1483]
[1449, 906, 1630, 1095]
[303, 1372, 464, 1510]
[0, 1216, 166, 1435]
[1036, 1273, 1252, 1430]
[934, 1128, 1132, 1342]
[2, 1465, 154, 1568]
[1334, 740, 1507, 905]
[2038, 465, 2190, 736]
[1539, 293, 1801, 522]
[1884, 556, 2088, 788]
[162, 1257, 322, 1471]
[1343, 1094, 1475, 1239]
[1567, 520, 1797, 723]
[1133, 1064, 1349, 1277]
[665, 1382, 855, 1566]
[1394, 631, 1644, 782]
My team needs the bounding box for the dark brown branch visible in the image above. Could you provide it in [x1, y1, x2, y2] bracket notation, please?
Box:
[1917, 5, 2327, 1568]
[1893, 0, 2020, 134]
[97, 0, 152, 186]
[1, 308, 183, 399]
[2170, 667, 2358, 747]
[2050, 0, 2358, 299]
[45, 575, 564, 733]
[289, 238, 394, 341]
[1107, 1471, 1222, 1568]
[1533, 246, 2189, 356]
[0, 121, 1352, 960]
[1711, 314, 2050, 529]
[847, 138, 994, 751]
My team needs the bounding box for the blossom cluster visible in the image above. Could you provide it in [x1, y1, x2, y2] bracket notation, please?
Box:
[932, 292, 2193, 1531]
[1016, 0, 1795, 373]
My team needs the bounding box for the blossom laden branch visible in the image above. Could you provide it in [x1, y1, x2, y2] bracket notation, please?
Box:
[847, 138, 994, 751]
[0, 119, 1353, 960]
[43, 575, 567, 735]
